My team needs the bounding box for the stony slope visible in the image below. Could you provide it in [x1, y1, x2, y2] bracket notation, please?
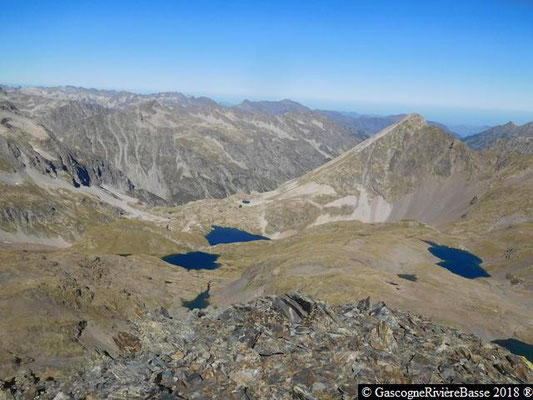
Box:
[465, 121, 533, 152]
[0, 101, 127, 191]
[45, 102, 360, 203]
[2, 294, 531, 399]
[0, 99, 165, 204]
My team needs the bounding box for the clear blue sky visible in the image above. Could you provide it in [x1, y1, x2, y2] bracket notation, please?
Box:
[1, 0, 533, 125]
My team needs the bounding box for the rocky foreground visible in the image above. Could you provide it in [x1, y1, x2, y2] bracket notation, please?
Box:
[2, 294, 531, 399]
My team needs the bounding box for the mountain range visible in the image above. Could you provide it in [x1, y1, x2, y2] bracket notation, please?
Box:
[1, 85, 532, 395]
[1, 86, 367, 205]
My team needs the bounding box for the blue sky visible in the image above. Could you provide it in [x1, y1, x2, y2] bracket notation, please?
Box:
[1, 0, 533, 125]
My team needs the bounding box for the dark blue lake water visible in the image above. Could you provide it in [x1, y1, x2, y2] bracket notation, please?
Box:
[424, 241, 490, 279]
[182, 285, 210, 310]
[162, 251, 220, 270]
[206, 225, 269, 246]
[493, 338, 533, 363]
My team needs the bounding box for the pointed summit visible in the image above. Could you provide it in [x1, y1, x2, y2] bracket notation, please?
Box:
[343, 112, 428, 154]
[388, 113, 427, 132]
[402, 112, 426, 125]
[268, 111, 485, 226]
[377, 112, 427, 135]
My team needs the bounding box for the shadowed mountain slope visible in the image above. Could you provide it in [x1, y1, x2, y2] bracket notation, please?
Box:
[0, 100, 170, 245]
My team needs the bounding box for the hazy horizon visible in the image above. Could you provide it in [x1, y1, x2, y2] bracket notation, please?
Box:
[3, 80, 532, 127]
[2, 0, 533, 126]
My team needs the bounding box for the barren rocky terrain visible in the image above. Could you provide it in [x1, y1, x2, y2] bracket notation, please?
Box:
[4, 294, 531, 399]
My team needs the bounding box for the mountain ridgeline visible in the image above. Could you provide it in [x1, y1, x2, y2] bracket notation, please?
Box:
[1, 86, 365, 205]
[465, 121, 533, 154]
[252, 114, 493, 236]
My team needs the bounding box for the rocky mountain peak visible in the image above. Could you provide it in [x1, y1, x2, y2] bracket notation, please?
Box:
[259, 111, 487, 231]
[343, 112, 428, 153]
[395, 112, 427, 130]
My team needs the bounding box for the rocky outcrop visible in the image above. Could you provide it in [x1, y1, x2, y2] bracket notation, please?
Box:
[4, 294, 530, 399]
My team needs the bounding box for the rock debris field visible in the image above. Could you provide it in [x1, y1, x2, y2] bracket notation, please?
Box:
[2, 294, 531, 399]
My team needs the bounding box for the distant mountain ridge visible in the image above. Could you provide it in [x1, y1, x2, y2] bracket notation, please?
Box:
[315, 109, 488, 138]
[236, 98, 310, 115]
[316, 110, 405, 136]
[447, 123, 492, 137]
[465, 121, 533, 153]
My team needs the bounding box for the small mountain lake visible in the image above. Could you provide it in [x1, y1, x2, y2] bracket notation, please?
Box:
[206, 225, 269, 246]
[493, 338, 533, 363]
[424, 241, 490, 279]
[182, 284, 210, 310]
[162, 226, 269, 269]
[162, 251, 220, 270]
[163, 226, 269, 307]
